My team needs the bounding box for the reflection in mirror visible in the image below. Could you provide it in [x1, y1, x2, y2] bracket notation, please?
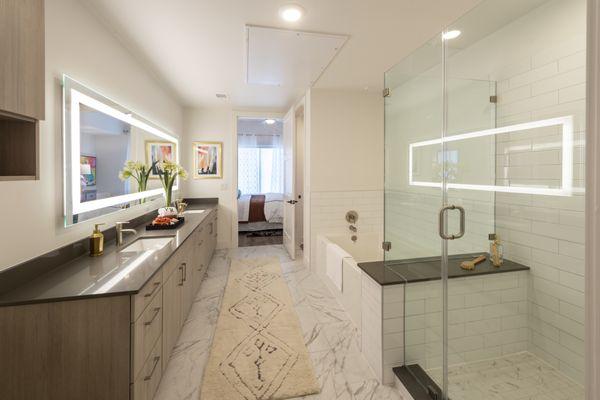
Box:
[80, 104, 131, 202]
[63, 75, 178, 226]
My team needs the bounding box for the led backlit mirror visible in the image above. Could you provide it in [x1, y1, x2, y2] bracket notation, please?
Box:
[63, 75, 179, 226]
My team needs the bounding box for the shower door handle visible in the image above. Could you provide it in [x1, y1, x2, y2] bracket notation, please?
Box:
[438, 205, 465, 240]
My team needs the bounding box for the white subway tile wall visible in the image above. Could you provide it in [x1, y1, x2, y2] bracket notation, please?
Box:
[362, 273, 384, 381]
[385, 189, 495, 261]
[494, 23, 586, 384]
[310, 190, 383, 268]
[390, 271, 529, 383]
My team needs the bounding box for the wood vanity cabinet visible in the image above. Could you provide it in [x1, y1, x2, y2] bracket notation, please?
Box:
[134, 211, 218, 400]
[0, 210, 218, 400]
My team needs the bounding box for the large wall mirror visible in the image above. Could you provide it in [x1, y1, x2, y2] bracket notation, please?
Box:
[63, 75, 179, 226]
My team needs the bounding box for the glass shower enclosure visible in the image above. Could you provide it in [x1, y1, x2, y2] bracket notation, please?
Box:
[384, 0, 586, 399]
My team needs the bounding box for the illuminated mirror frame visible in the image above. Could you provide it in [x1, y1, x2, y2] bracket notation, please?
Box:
[408, 116, 574, 196]
[62, 75, 179, 223]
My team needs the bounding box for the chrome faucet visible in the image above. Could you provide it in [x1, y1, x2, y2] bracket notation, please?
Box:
[115, 221, 137, 246]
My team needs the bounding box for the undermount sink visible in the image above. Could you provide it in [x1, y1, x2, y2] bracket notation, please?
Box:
[120, 237, 173, 253]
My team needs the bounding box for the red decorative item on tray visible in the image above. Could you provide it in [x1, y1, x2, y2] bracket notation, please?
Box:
[146, 216, 185, 230]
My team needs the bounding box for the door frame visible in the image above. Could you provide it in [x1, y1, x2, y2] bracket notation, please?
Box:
[586, 1, 600, 398]
[230, 110, 285, 248]
[293, 100, 306, 257]
[282, 107, 296, 259]
[292, 95, 310, 267]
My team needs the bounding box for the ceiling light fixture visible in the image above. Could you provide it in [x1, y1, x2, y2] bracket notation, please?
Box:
[264, 119, 276, 125]
[442, 30, 461, 40]
[279, 4, 305, 22]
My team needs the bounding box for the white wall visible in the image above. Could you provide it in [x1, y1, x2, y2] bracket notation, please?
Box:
[307, 88, 384, 268]
[181, 107, 234, 249]
[0, 0, 183, 270]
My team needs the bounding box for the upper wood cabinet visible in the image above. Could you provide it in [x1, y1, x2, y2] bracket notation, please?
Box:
[0, 0, 45, 120]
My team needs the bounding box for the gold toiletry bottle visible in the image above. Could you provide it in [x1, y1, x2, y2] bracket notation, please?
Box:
[489, 233, 504, 267]
[90, 223, 105, 257]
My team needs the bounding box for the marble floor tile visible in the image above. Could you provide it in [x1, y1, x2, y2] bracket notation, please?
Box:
[427, 352, 583, 400]
[155, 245, 408, 400]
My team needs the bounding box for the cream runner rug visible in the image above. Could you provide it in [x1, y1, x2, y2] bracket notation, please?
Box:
[200, 257, 320, 400]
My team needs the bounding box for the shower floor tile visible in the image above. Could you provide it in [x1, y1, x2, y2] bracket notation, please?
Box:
[426, 352, 583, 400]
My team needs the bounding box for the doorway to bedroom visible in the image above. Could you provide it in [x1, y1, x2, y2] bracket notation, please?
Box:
[236, 117, 285, 247]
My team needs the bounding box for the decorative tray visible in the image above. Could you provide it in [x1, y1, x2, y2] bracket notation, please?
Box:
[145, 216, 185, 231]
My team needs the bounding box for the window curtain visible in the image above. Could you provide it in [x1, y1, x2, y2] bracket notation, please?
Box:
[238, 134, 283, 194]
[238, 148, 260, 194]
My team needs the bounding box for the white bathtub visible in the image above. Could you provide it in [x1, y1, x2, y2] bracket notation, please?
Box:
[316, 233, 383, 333]
[326, 233, 384, 264]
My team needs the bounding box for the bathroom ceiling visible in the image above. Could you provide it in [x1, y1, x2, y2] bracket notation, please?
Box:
[246, 26, 347, 88]
[80, 0, 486, 110]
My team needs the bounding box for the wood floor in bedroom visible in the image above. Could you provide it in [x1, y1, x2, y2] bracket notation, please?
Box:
[238, 231, 283, 247]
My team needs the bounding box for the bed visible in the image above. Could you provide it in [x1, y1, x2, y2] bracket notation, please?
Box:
[238, 193, 284, 224]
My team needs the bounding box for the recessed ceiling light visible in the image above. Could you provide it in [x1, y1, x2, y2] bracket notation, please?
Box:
[264, 119, 276, 125]
[279, 4, 305, 22]
[215, 93, 227, 99]
[442, 30, 461, 40]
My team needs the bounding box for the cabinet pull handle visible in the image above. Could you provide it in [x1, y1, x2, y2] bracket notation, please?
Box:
[144, 282, 160, 298]
[144, 307, 161, 326]
[144, 356, 161, 381]
[198, 263, 204, 271]
[183, 262, 187, 281]
[178, 265, 184, 286]
[198, 240, 204, 246]
[209, 223, 213, 234]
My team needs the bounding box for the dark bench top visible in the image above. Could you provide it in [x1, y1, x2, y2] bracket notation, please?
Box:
[357, 253, 529, 286]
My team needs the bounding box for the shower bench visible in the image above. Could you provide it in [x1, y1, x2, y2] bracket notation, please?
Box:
[321, 252, 530, 385]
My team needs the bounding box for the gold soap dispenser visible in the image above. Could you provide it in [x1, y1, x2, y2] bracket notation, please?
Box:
[90, 223, 105, 257]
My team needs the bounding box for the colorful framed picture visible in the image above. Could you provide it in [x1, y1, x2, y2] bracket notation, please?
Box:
[80, 155, 97, 187]
[145, 141, 176, 178]
[193, 141, 222, 179]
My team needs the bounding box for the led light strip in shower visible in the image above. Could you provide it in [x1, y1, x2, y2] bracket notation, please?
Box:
[408, 116, 574, 196]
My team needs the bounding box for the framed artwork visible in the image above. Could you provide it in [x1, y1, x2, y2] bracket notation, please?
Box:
[193, 141, 222, 179]
[80, 155, 97, 187]
[145, 141, 176, 178]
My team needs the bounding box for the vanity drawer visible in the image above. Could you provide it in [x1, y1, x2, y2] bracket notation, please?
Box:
[131, 335, 162, 400]
[132, 270, 163, 321]
[162, 250, 182, 280]
[132, 288, 163, 381]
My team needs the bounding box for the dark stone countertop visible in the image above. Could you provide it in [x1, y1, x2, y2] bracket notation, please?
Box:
[0, 202, 217, 307]
[358, 253, 530, 286]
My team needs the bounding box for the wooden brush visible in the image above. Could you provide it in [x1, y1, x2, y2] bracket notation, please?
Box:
[460, 255, 487, 270]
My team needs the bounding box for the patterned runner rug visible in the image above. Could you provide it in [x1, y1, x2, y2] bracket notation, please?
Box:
[200, 257, 320, 400]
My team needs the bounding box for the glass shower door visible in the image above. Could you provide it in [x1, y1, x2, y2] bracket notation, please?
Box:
[384, 32, 496, 400]
[383, 32, 446, 398]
